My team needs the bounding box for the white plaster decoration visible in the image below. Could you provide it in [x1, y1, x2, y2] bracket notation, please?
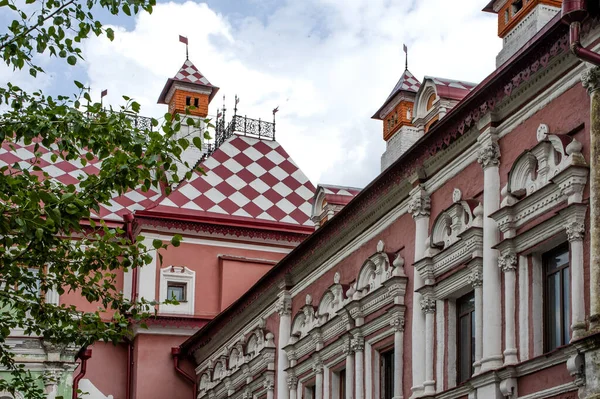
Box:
[517, 255, 529, 362]
[446, 301, 457, 388]
[390, 315, 405, 399]
[567, 220, 587, 339]
[365, 343, 372, 399]
[344, 338, 355, 399]
[428, 196, 482, 254]
[477, 131, 504, 372]
[137, 237, 158, 308]
[158, 265, 195, 315]
[469, 267, 484, 374]
[265, 375, 275, 399]
[531, 255, 543, 357]
[313, 359, 323, 399]
[435, 300, 445, 393]
[352, 335, 365, 399]
[409, 185, 430, 398]
[278, 291, 293, 399]
[420, 295, 436, 395]
[499, 377, 518, 399]
[288, 374, 299, 399]
[499, 251, 518, 365]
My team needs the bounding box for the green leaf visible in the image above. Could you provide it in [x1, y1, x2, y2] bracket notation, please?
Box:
[67, 56, 77, 66]
[171, 234, 182, 247]
[106, 27, 115, 41]
[152, 239, 162, 250]
[193, 137, 202, 149]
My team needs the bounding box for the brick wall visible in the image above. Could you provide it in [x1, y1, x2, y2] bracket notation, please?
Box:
[169, 90, 209, 118]
[383, 100, 415, 141]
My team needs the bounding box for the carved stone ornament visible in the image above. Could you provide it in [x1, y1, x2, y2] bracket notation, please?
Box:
[342, 337, 352, 355]
[305, 294, 313, 306]
[276, 296, 292, 316]
[264, 377, 275, 391]
[499, 251, 518, 273]
[420, 297, 436, 314]
[566, 220, 585, 242]
[287, 375, 298, 389]
[408, 188, 431, 218]
[467, 269, 483, 288]
[452, 188, 462, 203]
[582, 66, 600, 95]
[334, 271, 341, 284]
[312, 360, 324, 374]
[43, 369, 60, 386]
[477, 140, 501, 169]
[566, 352, 586, 388]
[390, 316, 405, 332]
[351, 336, 365, 352]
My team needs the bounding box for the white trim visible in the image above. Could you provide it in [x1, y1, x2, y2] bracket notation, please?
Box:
[132, 325, 200, 336]
[446, 300, 457, 389]
[143, 232, 293, 253]
[365, 343, 372, 399]
[435, 300, 445, 393]
[137, 237, 157, 304]
[159, 266, 196, 315]
[531, 254, 543, 358]
[518, 255, 529, 361]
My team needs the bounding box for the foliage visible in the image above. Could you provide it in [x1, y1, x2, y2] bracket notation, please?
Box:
[0, 0, 209, 397]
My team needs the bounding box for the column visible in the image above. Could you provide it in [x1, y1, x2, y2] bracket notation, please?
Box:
[468, 268, 484, 375]
[288, 374, 298, 399]
[435, 300, 444, 393]
[408, 186, 430, 397]
[265, 376, 275, 399]
[477, 133, 504, 371]
[277, 292, 292, 399]
[421, 297, 436, 395]
[344, 338, 355, 399]
[582, 66, 600, 331]
[567, 220, 586, 339]
[518, 256, 529, 362]
[499, 251, 518, 365]
[352, 335, 365, 399]
[390, 316, 405, 399]
[314, 361, 323, 399]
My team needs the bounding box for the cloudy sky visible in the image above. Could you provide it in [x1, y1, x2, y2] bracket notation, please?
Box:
[1, 0, 502, 188]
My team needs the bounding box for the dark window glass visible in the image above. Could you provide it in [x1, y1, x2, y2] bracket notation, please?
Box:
[167, 282, 186, 302]
[544, 245, 570, 352]
[309, 385, 316, 399]
[194, 98, 199, 107]
[339, 369, 346, 399]
[512, 0, 523, 14]
[381, 349, 394, 399]
[457, 292, 475, 384]
[185, 96, 191, 106]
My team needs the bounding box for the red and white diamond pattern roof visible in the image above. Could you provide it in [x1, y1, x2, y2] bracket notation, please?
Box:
[174, 60, 212, 86]
[0, 141, 162, 222]
[387, 69, 421, 99]
[425, 76, 477, 102]
[147, 135, 316, 227]
[320, 184, 361, 198]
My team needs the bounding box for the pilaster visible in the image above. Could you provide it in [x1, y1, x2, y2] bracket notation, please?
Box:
[420, 296, 436, 395]
[567, 219, 587, 339]
[499, 251, 518, 365]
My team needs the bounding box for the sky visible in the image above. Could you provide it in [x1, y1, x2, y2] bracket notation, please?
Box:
[1, 0, 502, 188]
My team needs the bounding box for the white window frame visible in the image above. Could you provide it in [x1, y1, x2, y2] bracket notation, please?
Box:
[159, 266, 195, 315]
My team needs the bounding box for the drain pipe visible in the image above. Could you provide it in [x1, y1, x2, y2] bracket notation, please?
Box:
[123, 212, 139, 303]
[563, 0, 600, 331]
[72, 348, 92, 399]
[171, 347, 197, 399]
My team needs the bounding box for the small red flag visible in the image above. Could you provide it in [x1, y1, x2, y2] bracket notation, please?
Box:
[272, 106, 279, 114]
[179, 35, 188, 45]
[101, 89, 108, 98]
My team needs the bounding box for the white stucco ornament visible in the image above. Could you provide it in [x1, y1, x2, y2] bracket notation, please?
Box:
[333, 272, 341, 284]
[376, 240, 385, 253]
[536, 123, 549, 142]
[305, 294, 312, 306]
[452, 188, 462, 203]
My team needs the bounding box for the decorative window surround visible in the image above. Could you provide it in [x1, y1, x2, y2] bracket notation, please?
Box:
[196, 326, 276, 399]
[159, 266, 195, 315]
[491, 124, 588, 238]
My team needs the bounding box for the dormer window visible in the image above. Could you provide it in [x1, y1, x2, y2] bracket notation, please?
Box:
[185, 96, 191, 106]
[511, 0, 523, 15]
[426, 93, 437, 111]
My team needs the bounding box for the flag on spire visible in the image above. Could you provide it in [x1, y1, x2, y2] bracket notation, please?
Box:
[403, 44, 408, 70]
[101, 89, 108, 98]
[179, 35, 189, 59]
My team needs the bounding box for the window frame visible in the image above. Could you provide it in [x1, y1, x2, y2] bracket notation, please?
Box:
[456, 291, 475, 384]
[380, 348, 394, 399]
[543, 244, 570, 353]
[166, 281, 187, 302]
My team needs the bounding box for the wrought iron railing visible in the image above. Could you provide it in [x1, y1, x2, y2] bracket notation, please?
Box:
[205, 113, 276, 159]
[128, 114, 153, 131]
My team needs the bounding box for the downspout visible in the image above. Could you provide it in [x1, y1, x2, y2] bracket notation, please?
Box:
[126, 340, 134, 399]
[72, 348, 92, 399]
[171, 347, 197, 399]
[562, 0, 600, 331]
[123, 212, 137, 399]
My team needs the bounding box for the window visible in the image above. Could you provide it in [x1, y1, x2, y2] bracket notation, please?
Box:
[194, 98, 199, 108]
[426, 93, 437, 111]
[380, 349, 394, 399]
[185, 96, 191, 106]
[457, 292, 475, 384]
[339, 369, 346, 399]
[511, 0, 523, 15]
[167, 282, 186, 302]
[504, 9, 510, 23]
[305, 384, 316, 399]
[544, 245, 570, 352]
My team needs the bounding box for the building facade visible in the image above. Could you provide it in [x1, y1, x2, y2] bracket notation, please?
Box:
[180, 2, 600, 399]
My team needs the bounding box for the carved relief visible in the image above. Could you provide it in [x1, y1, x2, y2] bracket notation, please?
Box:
[477, 140, 501, 169]
[408, 186, 431, 218]
[499, 251, 517, 273]
[566, 220, 585, 242]
[420, 297, 436, 314]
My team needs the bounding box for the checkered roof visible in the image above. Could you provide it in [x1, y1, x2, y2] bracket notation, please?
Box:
[386, 69, 421, 100]
[320, 184, 361, 198]
[150, 135, 316, 227]
[174, 60, 212, 87]
[0, 141, 161, 222]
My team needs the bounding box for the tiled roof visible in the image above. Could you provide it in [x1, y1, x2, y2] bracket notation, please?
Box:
[372, 69, 421, 119]
[0, 141, 161, 222]
[147, 135, 316, 227]
[174, 60, 213, 86]
[319, 184, 362, 198]
[425, 76, 478, 102]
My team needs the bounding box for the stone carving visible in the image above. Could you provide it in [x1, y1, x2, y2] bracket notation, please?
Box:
[467, 269, 483, 288]
[582, 66, 600, 95]
[566, 352, 585, 388]
[333, 271, 341, 284]
[408, 186, 431, 218]
[452, 188, 462, 203]
[287, 374, 298, 389]
[276, 295, 292, 316]
[420, 297, 436, 314]
[477, 140, 501, 169]
[377, 240, 385, 253]
[390, 316, 405, 332]
[351, 335, 364, 352]
[566, 220, 585, 242]
[263, 376, 275, 391]
[305, 294, 313, 306]
[312, 359, 324, 374]
[499, 251, 518, 273]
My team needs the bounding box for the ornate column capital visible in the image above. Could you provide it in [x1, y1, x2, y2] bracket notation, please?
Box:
[389, 315, 405, 332]
[420, 297, 436, 314]
[342, 337, 352, 356]
[582, 66, 600, 95]
[477, 139, 501, 169]
[351, 335, 365, 352]
[499, 251, 517, 273]
[264, 376, 275, 391]
[468, 269, 483, 287]
[409, 186, 431, 218]
[566, 220, 585, 242]
[276, 295, 292, 316]
[312, 359, 324, 374]
[287, 374, 298, 390]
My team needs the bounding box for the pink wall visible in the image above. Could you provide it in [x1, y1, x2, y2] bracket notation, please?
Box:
[220, 259, 273, 310]
[60, 270, 125, 318]
[85, 342, 128, 399]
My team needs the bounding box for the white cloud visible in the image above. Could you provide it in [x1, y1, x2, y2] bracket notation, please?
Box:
[82, 0, 502, 187]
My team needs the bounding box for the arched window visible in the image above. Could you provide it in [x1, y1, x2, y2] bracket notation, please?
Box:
[426, 93, 437, 111]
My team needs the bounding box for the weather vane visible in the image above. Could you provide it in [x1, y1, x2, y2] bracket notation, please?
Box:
[179, 35, 189, 60]
[403, 44, 408, 70]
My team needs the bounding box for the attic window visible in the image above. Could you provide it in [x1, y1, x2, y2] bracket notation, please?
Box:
[185, 96, 191, 106]
[504, 9, 510, 23]
[194, 98, 199, 108]
[511, 0, 523, 15]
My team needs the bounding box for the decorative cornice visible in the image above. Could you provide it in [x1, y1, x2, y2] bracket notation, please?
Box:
[566, 220, 585, 242]
[581, 66, 600, 95]
[420, 297, 436, 314]
[477, 140, 501, 169]
[499, 251, 518, 273]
